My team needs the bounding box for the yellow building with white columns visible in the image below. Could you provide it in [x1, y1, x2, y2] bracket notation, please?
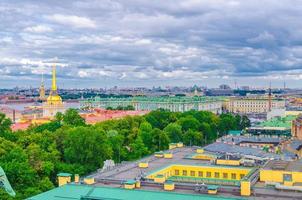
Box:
[224, 96, 285, 114]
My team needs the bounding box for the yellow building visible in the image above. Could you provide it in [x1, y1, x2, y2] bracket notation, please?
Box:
[146, 163, 255, 196]
[224, 96, 285, 114]
[216, 159, 241, 166]
[138, 162, 149, 168]
[169, 143, 177, 150]
[43, 64, 65, 118]
[123, 180, 136, 189]
[154, 151, 164, 158]
[164, 181, 175, 191]
[83, 177, 95, 185]
[146, 164, 252, 184]
[164, 152, 173, 159]
[260, 160, 302, 186]
[188, 153, 217, 161]
[57, 173, 72, 186]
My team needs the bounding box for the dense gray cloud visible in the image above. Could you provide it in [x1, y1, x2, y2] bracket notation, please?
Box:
[1, 0, 302, 88]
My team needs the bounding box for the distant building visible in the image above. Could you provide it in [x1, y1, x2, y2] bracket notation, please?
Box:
[260, 160, 302, 186]
[219, 84, 231, 90]
[224, 96, 285, 114]
[0, 107, 21, 123]
[291, 115, 302, 140]
[206, 85, 234, 96]
[80, 96, 223, 113]
[39, 73, 46, 101]
[246, 115, 296, 138]
[43, 64, 65, 118]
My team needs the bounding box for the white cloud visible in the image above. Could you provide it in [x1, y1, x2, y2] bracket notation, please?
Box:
[0, 37, 13, 44]
[2, 0, 302, 87]
[45, 14, 96, 28]
[247, 31, 276, 44]
[24, 25, 53, 33]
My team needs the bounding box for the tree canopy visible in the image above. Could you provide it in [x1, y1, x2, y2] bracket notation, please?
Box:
[0, 109, 250, 199]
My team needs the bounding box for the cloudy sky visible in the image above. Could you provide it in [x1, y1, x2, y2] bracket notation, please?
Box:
[1, 0, 302, 88]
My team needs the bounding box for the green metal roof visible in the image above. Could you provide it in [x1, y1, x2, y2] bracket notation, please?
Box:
[258, 115, 296, 128]
[208, 185, 219, 190]
[57, 173, 72, 177]
[124, 180, 136, 185]
[228, 130, 242, 135]
[165, 180, 174, 185]
[27, 184, 243, 200]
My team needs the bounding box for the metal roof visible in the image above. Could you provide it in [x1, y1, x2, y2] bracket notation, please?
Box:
[57, 173, 72, 177]
[204, 142, 288, 159]
[258, 115, 296, 128]
[27, 184, 242, 200]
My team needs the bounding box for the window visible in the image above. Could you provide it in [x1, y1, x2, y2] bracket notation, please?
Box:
[240, 174, 245, 179]
[190, 171, 195, 177]
[175, 170, 179, 176]
[206, 172, 211, 178]
[214, 172, 220, 178]
[198, 171, 203, 177]
[223, 173, 228, 179]
[231, 173, 236, 179]
[182, 170, 187, 176]
[283, 174, 292, 182]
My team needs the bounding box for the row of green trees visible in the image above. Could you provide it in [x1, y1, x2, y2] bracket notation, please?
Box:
[106, 105, 135, 111]
[0, 109, 250, 199]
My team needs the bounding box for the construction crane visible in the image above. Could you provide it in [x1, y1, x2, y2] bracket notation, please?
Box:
[0, 167, 16, 197]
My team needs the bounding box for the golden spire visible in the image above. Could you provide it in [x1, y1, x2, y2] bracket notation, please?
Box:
[52, 64, 57, 91]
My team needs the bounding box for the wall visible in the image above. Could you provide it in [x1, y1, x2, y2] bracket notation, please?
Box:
[146, 164, 251, 181]
[260, 169, 302, 184]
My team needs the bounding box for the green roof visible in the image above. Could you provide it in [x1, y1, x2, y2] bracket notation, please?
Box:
[258, 115, 296, 128]
[124, 180, 136, 185]
[228, 130, 242, 135]
[27, 184, 243, 200]
[57, 173, 72, 177]
[165, 180, 174, 185]
[208, 185, 219, 190]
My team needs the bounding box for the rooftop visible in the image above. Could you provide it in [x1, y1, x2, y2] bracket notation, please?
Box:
[290, 140, 302, 151]
[204, 142, 290, 160]
[91, 147, 210, 181]
[221, 136, 282, 146]
[258, 115, 296, 128]
[263, 160, 302, 172]
[27, 184, 241, 200]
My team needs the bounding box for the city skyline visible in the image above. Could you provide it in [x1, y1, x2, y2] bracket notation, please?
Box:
[1, 1, 302, 88]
